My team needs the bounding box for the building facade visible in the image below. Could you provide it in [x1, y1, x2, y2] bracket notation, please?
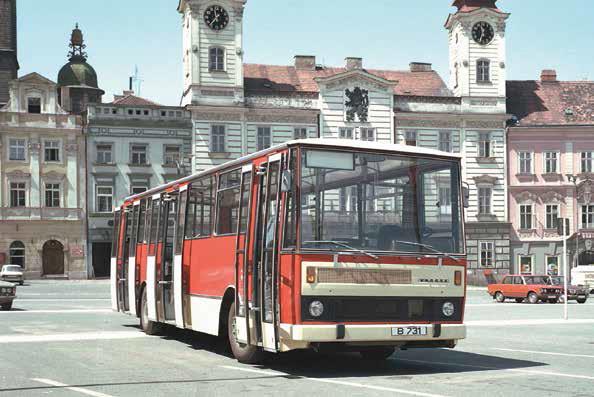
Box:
[0, 73, 87, 279]
[85, 93, 192, 277]
[507, 70, 594, 275]
[178, 0, 511, 283]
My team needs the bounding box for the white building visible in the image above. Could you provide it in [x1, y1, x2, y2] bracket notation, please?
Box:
[178, 0, 511, 283]
[85, 92, 192, 277]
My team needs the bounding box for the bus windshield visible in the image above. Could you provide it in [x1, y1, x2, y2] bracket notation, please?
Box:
[297, 149, 463, 255]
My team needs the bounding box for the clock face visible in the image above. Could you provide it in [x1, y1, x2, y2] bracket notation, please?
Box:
[204, 5, 229, 31]
[472, 21, 495, 45]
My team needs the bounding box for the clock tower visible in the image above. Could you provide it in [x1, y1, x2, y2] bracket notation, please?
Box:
[178, 0, 246, 107]
[445, 0, 509, 109]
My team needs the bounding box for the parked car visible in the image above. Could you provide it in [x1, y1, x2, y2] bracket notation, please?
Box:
[0, 264, 24, 285]
[0, 280, 16, 310]
[548, 276, 589, 304]
[487, 274, 563, 304]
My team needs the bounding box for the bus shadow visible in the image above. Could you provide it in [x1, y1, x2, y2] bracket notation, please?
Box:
[155, 326, 548, 378]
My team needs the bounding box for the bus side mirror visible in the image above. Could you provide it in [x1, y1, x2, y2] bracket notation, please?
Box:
[463, 186, 470, 208]
[281, 170, 292, 193]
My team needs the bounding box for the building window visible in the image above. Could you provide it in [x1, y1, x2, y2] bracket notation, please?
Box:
[546, 256, 559, 276]
[519, 204, 534, 230]
[44, 140, 61, 162]
[439, 131, 451, 152]
[8, 138, 26, 161]
[478, 187, 492, 215]
[130, 144, 148, 165]
[131, 184, 148, 195]
[164, 145, 181, 165]
[439, 186, 452, 215]
[339, 127, 354, 139]
[454, 62, 459, 88]
[294, 127, 308, 140]
[9, 241, 25, 268]
[582, 205, 594, 229]
[478, 133, 491, 158]
[9, 182, 26, 207]
[44, 183, 61, 208]
[405, 131, 417, 146]
[209, 47, 225, 71]
[480, 241, 494, 267]
[519, 151, 532, 174]
[135, 109, 141, 115]
[581, 152, 593, 173]
[96, 144, 112, 164]
[103, 108, 110, 114]
[257, 127, 271, 151]
[96, 185, 113, 213]
[27, 97, 41, 113]
[112, 109, 117, 115]
[519, 256, 533, 275]
[544, 151, 558, 174]
[360, 128, 375, 141]
[143, 110, 150, 116]
[545, 204, 559, 230]
[128, 109, 134, 115]
[476, 59, 490, 83]
[210, 125, 226, 152]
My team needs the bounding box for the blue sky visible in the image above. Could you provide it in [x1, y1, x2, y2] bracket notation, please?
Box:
[16, 0, 594, 105]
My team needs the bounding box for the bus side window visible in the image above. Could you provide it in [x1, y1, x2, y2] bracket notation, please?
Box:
[216, 169, 241, 235]
[137, 200, 147, 244]
[148, 199, 160, 256]
[186, 176, 214, 239]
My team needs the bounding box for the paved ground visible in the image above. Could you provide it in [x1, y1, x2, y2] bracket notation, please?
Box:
[0, 281, 593, 397]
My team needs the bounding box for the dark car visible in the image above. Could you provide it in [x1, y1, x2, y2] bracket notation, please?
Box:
[548, 276, 589, 304]
[0, 280, 16, 310]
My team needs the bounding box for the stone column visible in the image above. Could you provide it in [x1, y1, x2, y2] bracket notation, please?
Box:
[66, 141, 78, 217]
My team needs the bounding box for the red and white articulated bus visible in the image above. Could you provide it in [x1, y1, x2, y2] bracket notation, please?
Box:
[111, 138, 467, 363]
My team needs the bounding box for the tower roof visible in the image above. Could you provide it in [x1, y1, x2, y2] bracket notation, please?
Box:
[57, 24, 103, 92]
[452, 0, 499, 10]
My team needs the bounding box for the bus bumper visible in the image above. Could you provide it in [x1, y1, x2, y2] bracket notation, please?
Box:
[278, 323, 466, 351]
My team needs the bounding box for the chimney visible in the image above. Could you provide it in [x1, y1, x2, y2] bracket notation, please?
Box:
[345, 57, 363, 71]
[294, 55, 316, 70]
[409, 62, 432, 72]
[123, 90, 134, 96]
[541, 69, 558, 83]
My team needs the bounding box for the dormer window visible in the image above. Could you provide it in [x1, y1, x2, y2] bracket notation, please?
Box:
[209, 47, 225, 72]
[27, 97, 41, 114]
[476, 59, 490, 83]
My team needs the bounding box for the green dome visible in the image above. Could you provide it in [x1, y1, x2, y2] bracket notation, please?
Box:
[57, 57, 99, 88]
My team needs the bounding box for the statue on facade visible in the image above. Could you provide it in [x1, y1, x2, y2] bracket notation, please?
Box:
[345, 87, 369, 123]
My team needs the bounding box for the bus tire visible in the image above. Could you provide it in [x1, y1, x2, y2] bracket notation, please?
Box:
[228, 302, 263, 364]
[140, 287, 162, 335]
[360, 347, 395, 360]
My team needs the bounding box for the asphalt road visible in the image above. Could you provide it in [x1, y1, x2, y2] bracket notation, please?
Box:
[0, 281, 593, 397]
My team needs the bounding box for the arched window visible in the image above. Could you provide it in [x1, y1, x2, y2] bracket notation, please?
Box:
[209, 47, 225, 72]
[9, 241, 25, 268]
[476, 59, 490, 83]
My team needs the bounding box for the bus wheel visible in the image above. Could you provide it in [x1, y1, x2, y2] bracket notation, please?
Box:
[360, 347, 395, 360]
[228, 302, 263, 364]
[140, 288, 162, 335]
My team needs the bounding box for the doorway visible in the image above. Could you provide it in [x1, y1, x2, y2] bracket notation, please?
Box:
[92, 242, 111, 278]
[42, 240, 64, 275]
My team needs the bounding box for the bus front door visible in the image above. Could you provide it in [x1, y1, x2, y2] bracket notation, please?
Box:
[117, 208, 133, 312]
[156, 192, 178, 323]
[253, 155, 282, 352]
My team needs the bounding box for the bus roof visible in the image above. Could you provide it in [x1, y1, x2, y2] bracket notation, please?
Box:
[121, 138, 462, 206]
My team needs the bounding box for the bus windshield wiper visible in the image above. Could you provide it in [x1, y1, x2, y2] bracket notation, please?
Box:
[389, 240, 461, 263]
[303, 240, 379, 260]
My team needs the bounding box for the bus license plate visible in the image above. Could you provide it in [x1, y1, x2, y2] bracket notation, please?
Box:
[391, 326, 428, 337]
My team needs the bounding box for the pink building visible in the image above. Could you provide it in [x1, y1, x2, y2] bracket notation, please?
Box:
[507, 70, 594, 275]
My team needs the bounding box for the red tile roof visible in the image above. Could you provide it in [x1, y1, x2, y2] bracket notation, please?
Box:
[243, 64, 452, 97]
[452, 0, 501, 13]
[110, 94, 161, 107]
[507, 80, 594, 126]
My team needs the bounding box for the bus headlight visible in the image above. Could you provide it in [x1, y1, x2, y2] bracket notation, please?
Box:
[309, 301, 324, 317]
[442, 302, 455, 317]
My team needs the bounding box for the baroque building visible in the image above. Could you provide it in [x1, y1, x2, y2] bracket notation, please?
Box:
[507, 70, 594, 275]
[178, 0, 511, 283]
[85, 92, 192, 277]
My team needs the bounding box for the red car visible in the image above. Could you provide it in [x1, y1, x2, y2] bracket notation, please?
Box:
[487, 274, 563, 304]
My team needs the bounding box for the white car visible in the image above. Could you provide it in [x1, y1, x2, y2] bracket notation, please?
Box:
[0, 265, 24, 285]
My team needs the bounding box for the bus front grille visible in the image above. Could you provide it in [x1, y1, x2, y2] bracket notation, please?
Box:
[317, 268, 412, 285]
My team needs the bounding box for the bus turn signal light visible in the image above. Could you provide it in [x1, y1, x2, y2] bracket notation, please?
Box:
[454, 271, 462, 286]
[306, 267, 316, 283]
